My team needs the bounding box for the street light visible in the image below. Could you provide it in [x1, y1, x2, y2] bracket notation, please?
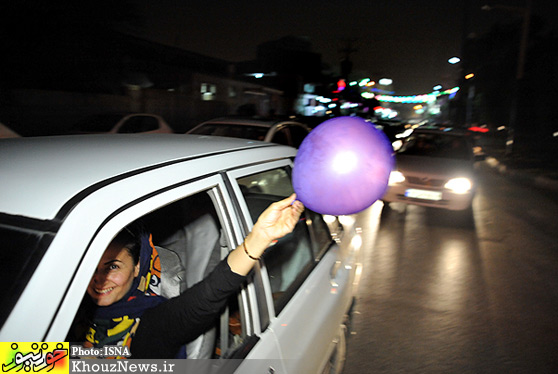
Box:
[448, 56, 461, 64]
[378, 78, 392, 86]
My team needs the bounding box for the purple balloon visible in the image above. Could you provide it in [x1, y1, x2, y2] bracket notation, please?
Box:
[293, 116, 394, 215]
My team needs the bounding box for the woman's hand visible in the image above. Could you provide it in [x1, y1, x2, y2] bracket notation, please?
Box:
[228, 194, 304, 275]
[252, 193, 305, 244]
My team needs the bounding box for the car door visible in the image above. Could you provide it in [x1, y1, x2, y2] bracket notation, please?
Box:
[226, 160, 357, 374]
[38, 173, 239, 341]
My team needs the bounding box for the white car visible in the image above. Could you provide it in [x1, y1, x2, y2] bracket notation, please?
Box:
[0, 134, 360, 374]
[383, 128, 483, 211]
[187, 117, 311, 148]
[70, 113, 174, 134]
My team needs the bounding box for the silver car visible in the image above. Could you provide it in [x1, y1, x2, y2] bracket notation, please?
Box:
[383, 128, 483, 212]
[0, 134, 360, 373]
[70, 112, 174, 134]
[187, 117, 311, 148]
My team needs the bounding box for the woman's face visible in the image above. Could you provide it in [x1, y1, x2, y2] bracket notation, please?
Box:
[87, 242, 140, 306]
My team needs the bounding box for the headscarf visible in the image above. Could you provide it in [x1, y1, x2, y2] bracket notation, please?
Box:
[84, 233, 165, 353]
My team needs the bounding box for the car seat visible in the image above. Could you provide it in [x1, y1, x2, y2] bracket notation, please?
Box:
[155, 213, 223, 359]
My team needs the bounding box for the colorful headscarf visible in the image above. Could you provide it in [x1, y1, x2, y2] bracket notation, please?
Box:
[84, 233, 165, 354]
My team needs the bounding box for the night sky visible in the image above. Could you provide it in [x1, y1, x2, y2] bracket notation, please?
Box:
[125, 0, 556, 95]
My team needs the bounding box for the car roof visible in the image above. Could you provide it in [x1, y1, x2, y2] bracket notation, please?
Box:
[194, 117, 309, 129]
[0, 134, 292, 221]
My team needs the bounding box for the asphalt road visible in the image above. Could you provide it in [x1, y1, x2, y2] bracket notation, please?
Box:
[343, 161, 558, 374]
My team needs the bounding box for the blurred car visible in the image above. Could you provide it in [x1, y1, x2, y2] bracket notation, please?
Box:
[186, 117, 311, 148]
[0, 134, 359, 374]
[372, 119, 413, 151]
[70, 112, 173, 134]
[383, 128, 484, 211]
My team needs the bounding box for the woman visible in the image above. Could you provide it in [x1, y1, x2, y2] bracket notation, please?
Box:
[74, 194, 304, 359]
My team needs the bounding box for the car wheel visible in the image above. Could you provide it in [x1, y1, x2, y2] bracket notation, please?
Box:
[321, 325, 347, 374]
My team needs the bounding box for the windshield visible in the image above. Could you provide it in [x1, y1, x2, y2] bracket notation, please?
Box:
[399, 133, 472, 160]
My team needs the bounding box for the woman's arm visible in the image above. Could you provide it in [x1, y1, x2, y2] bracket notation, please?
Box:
[227, 193, 304, 276]
[132, 194, 304, 358]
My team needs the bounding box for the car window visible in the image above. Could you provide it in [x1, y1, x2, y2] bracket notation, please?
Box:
[118, 116, 159, 133]
[65, 189, 249, 359]
[237, 167, 334, 315]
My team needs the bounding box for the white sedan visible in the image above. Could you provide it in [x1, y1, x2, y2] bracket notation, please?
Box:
[70, 112, 174, 134]
[383, 128, 483, 212]
[187, 117, 311, 148]
[0, 134, 361, 374]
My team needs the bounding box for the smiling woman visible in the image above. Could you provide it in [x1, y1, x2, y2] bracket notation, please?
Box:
[69, 194, 303, 359]
[87, 230, 141, 307]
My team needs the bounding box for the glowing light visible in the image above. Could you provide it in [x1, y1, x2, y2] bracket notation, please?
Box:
[465, 73, 475, 80]
[395, 128, 414, 138]
[388, 170, 405, 185]
[372, 86, 460, 104]
[433, 85, 442, 91]
[337, 79, 346, 91]
[448, 56, 461, 64]
[359, 78, 371, 87]
[468, 126, 489, 133]
[379, 78, 393, 85]
[444, 178, 472, 194]
[351, 234, 363, 249]
[323, 215, 338, 224]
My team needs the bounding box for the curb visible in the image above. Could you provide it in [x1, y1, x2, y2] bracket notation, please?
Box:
[485, 156, 558, 192]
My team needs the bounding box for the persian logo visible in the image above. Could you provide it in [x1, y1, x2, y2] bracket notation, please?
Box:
[1, 342, 68, 373]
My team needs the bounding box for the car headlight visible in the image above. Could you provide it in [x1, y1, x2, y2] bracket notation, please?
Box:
[388, 170, 405, 185]
[444, 177, 472, 194]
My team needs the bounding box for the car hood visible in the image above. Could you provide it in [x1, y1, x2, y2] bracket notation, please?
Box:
[395, 155, 475, 179]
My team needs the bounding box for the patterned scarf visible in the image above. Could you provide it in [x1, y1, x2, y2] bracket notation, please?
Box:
[84, 233, 165, 354]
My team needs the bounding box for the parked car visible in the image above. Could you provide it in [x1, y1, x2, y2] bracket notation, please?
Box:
[186, 117, 311, 148]
[0, 134, 360, 374]
[70, 113, 174, 134]
[383, 128, 484, 212]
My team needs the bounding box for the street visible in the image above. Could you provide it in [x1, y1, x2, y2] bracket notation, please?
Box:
[344, 161, 558, 373]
